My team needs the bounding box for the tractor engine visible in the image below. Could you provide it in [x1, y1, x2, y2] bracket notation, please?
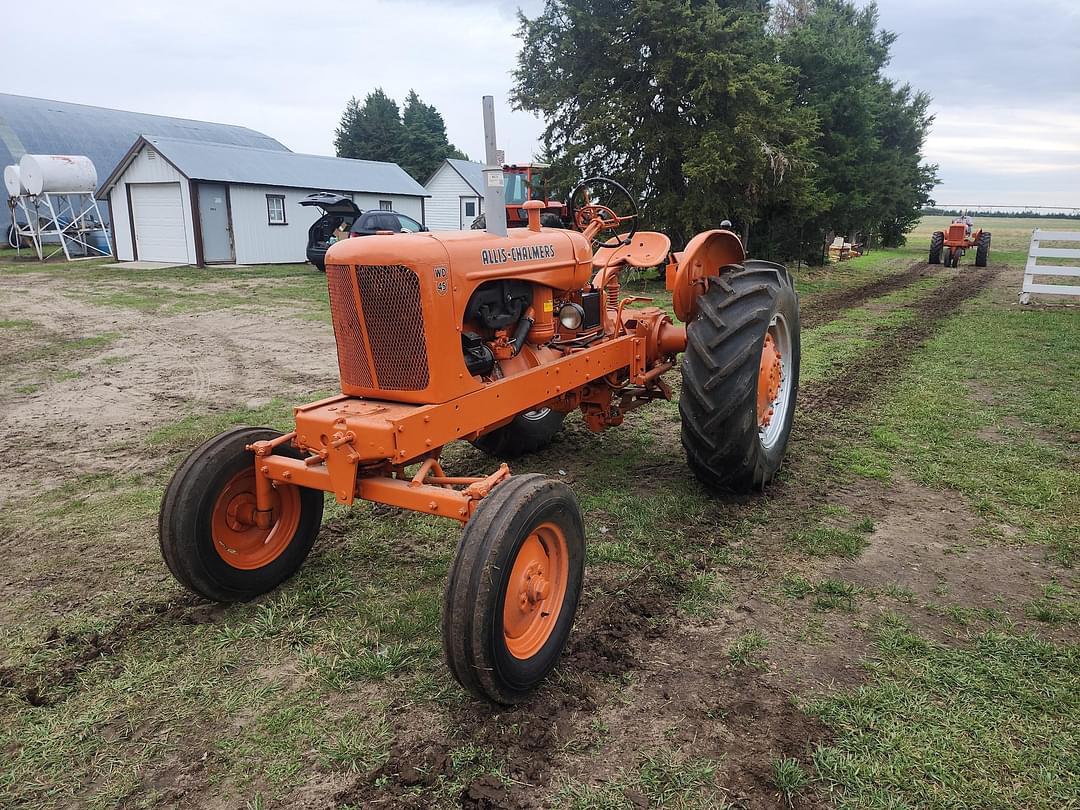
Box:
[323, 225, 597, 406]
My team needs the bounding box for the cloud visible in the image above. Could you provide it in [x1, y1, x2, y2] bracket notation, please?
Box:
[4, 0, 1076, 207]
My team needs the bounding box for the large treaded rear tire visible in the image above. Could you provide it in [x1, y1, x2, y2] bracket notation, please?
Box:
[679, 260, 801, 492]
[929, 231, 944, 264]
[975, 232, 991, 267]
[471, 408, 566, 458]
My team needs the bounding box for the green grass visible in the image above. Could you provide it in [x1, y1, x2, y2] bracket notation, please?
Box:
[809, 623, 1080, 809]
[0, 221, 1077, 807]
[556, 752, 725, 809]
[835, 293, 1080, 564]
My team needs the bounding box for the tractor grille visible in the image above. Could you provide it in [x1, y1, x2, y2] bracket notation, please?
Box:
[326, 263, 374, 389]
[326, 263, 430, 392]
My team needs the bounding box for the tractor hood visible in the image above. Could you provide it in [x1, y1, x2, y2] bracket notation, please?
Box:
[323, 227, 595, 405]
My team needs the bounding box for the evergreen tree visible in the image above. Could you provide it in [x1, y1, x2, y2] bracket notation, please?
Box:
[334, 89, 405, 164]
[400, 90, 468, 182]
[776, 0, 937, 247]
[512, 0, 819, 249]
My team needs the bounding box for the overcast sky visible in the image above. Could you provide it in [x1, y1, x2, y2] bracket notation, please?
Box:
[7, 0, 1078, 208]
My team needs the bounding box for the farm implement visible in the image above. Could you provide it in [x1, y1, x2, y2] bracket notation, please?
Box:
[929, 218, 991, 267]
[159, 111, 801, 704]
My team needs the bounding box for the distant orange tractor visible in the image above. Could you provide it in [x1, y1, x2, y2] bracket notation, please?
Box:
[159, 174, 801, 705]
[470, 163, 569, 230]
[929, 217, 991, 267]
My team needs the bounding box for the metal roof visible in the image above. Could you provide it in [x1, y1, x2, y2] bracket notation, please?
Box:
[445, 158, 486, 196]
[0, 92, 289, 228]
[101, 136, 429, 198]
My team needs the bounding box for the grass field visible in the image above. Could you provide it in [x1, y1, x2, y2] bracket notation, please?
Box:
[0, 223, 1076, 809]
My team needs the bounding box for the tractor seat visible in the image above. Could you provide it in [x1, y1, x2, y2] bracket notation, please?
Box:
[592, 231, 671, 269]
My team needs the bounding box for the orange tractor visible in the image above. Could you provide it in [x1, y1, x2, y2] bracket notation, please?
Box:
[159, 176, 801, 704]
[929, 217, 991, 267]
[470, 163, 569, 231]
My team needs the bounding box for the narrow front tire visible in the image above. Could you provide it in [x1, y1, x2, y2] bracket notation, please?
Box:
[159, 427, 324, 602]
[442, 475, 585, 705]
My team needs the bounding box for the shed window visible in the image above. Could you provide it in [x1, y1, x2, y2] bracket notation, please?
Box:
[266, 194, 287, 225]
[464, 200, 476, 217]
[379, 200, 393, 211]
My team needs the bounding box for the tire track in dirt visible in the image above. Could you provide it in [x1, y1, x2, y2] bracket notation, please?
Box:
[799, 266, 1000, 417]
[328, 265, 1005, 810]
[799, 260, 934, 330]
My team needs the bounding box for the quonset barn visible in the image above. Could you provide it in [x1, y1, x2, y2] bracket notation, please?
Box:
[0, 93, 288, 235]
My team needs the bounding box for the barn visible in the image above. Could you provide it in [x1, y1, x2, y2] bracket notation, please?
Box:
[0, 92, 287, 235]
[424, 158, 486, 230]
[98, 136, 429, 265]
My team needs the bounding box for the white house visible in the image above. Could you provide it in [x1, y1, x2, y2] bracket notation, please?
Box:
[98, 135, 429, 265]
[424, 158, 485, 230]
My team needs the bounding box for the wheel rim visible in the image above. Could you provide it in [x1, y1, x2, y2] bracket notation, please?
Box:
[211, 469, 301, 570]
[520, 408, 551, 422]
[502, 521, 570, 660]
[757, 313, 794, 451]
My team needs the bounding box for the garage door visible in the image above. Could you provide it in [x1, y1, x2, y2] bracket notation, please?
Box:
[131, 183, 188, 262]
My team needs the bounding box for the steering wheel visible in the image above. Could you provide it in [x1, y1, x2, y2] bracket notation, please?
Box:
[567, 177, 639, 249]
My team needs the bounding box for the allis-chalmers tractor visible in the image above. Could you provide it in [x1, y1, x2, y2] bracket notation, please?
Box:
[929, 218, 991, 267]
[470, 163, 569, 230]
[159, 178, 801, 704]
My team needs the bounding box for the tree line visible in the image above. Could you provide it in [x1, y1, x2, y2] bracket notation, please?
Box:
[513, 0, 938, 260]
[334, 89, 468, 184]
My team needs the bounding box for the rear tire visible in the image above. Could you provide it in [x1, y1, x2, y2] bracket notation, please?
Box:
[159, 427, 324, 602]
[471, 408, 566, 458]
[929, 231, 943, 264]
[679, 260, 801, 492]
[443, 474, 585, 704]
[975, 232, 991, 267]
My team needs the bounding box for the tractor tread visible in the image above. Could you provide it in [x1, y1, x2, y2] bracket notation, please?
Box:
[679, 260, 800, 492]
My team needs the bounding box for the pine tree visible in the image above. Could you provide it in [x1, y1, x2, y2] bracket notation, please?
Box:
[334, 89, 405, 164]
[400, 90, 468, 182]
[512, 0, 818, 249]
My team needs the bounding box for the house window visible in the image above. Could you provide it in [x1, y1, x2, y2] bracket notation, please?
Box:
[379, 200, 393, 211]
[266, 194, 287, 225]
[464, 200, 476, 218]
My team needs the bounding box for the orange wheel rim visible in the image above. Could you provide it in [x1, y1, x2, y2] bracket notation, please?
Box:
[502, 522, 570, 660]
[211, 469, 301, 570]
[757, 331, 783, 428]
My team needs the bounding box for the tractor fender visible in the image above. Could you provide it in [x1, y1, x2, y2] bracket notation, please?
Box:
[669, 229, 746, 322]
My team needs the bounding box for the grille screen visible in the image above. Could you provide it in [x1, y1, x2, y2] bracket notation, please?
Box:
[354, 264, 430, 391]
[326, 263, 374, 388]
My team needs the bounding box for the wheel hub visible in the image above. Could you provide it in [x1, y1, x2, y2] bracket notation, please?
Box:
[502, 525, 569, 660]
[757, 332, 783, 427]
[211, 469, 301, 570]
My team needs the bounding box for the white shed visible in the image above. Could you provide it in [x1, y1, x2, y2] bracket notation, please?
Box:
[424, 158, 485, 230]
[98, 135, 429, 265]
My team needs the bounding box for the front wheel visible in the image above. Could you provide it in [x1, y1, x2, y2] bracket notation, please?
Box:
[159, 427, 324, 602]
[442, 474, 585, 704]
[679, 260, 801, 492]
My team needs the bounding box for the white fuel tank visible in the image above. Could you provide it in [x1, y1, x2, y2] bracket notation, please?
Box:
[18, 154, 98, 195]
[4, 164, 25, 197]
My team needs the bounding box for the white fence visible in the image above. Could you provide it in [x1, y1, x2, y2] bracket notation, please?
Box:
[1021, 229, 1080, 304]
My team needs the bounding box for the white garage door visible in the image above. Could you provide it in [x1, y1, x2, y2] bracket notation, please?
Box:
[131, 183, 188, 262]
